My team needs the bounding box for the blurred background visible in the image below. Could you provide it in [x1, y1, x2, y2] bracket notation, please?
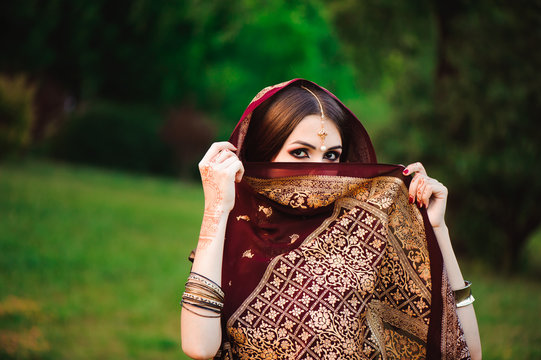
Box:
[0, 0, 540, 359]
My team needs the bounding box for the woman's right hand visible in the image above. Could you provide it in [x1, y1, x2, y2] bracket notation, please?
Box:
[198, 142, 244, 213]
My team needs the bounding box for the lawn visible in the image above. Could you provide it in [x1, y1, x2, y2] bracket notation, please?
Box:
[1, 160, 540, 359]
[0, 160, 200, 359]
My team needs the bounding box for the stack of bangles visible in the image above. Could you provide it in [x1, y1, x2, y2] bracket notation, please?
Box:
[181, 272, 224, 318]
[453, 280, 475, 308]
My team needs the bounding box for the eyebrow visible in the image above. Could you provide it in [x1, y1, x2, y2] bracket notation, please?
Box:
[292, 141, 342, 151]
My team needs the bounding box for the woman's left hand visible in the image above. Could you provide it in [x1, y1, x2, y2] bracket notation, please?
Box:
[403, 162, 448, 229]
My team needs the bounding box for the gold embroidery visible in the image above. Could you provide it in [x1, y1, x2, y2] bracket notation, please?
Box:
[249, 81, 291, 104]
[242, 249, 254, 258]
[441, 269, 470, 359]
[289, 234, 299, 243]
[384, 329, 426, 359]
[245, 175, 372, 209]
[236, 215, 251, 221]
[226, 177, 436, 359]
[258, 205, 273, 218]
[235, 112, 251, 156]
[366, 300, 428, 346]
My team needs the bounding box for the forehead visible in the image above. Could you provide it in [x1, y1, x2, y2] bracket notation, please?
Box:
[288, 115, 341, 139]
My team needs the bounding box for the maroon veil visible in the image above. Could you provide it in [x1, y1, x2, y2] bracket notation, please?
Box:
[216, 79, 469, 359]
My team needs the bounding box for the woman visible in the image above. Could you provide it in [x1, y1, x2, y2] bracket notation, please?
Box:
[181, 79, 482, 359]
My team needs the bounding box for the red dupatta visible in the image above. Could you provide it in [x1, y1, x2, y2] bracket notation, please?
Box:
[217, 79, 469, 359]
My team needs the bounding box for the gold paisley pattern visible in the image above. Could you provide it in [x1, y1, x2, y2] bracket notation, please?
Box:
[258, 205, 273, 218]
[223, 175, 467, 359]
[245, 175, 371, 209]
[441, 270, 470, 359]
[384, 329, 425, 359]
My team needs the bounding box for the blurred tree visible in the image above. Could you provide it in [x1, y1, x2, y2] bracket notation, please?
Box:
[180, 0, 361, 138]
[51, 101, 175, 174]
[0, 75, 35, 158]
[1, 0, 361, 175]
[331, 0, 541, 270]
[1, 0, 359, 133]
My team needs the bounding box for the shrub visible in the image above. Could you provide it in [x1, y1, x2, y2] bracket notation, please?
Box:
[160, 106, 216, 179]
[0, 74, 35, 158]
[51, 102, 175, 175]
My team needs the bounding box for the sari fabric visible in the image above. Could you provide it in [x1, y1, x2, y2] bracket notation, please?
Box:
[217, 80, 469, 359]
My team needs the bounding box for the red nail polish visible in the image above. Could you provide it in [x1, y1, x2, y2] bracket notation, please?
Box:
[409, 195, 414, 204]
[403, 169, 409, 175]
[417, 200, 422, 208]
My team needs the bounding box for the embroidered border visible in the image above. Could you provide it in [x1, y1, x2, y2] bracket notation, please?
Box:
[226, 176, 434, 359]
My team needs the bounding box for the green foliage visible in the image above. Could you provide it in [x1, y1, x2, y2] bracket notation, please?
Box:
[184, 0, 360, 137]
[405, 1, 541, 269]
[51, 102, 175, 175]
[332, 0, 541, 269]
[1, 0, 363, 174]
[433, 1, 541, 268]
[329, 0, 435, 90]
[1, 0, 360, 137]
[0, 75, 35, 157]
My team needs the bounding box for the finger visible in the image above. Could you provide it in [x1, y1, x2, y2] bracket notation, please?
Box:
[214, 155, 239, 172]
[416, 177, 426, 208]
[403, 162, 427, 176]
[218, 157, 244, 183]
[199, 142, 237, 167]
[208, 144, 237, 164]
[235, 161, 245, 183]
[420, 181, 433, 208]
[213, 149, 236, 164]
[408, 173, 423, 204]
[428, 179, 448, 201]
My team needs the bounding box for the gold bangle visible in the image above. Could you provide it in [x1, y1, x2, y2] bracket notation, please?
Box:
[182, 292, 224, 310]
[453, 280, 475, 308]
[188, 273, 224, 298]
[184, 283, 223, 300]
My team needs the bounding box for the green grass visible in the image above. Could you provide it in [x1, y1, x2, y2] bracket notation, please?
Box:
[0, 159, 201, 359]
[462, 260, 541, 360]
[1, 159, 540, 359]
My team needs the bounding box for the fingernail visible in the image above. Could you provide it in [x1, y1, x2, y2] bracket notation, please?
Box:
[403, 169, 409, 175]
[409, 195, 414, 204]
[417, 200, 422, 208]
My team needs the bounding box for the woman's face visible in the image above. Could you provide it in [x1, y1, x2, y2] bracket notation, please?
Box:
[272, 115, 342, 162]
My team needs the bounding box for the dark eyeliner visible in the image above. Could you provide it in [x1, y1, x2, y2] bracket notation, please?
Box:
[324, 151, 341, 161]
[289, 148, 309, 158]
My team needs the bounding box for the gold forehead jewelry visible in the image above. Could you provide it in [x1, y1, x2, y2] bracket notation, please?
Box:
[301, 86, 328, 151]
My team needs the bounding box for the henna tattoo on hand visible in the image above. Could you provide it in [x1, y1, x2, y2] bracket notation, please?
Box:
[198, 164, 225, 249]
[200, 164, 224, 209]
[198, 210, 222, 249]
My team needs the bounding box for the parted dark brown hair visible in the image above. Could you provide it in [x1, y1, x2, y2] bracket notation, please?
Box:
[243, 83, 351, 162]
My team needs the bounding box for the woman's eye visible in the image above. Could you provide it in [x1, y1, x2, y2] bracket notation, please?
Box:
[289, 149, 309, 158]
[324, 151, 340, 161]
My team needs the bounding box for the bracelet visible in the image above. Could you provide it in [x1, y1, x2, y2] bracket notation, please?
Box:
[453, 280, 475, 308]
[182, 292, 224, 310]
[188, 272, 225, 298]
[181, 301, 221, 318]
[181, 271, 225, 318]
